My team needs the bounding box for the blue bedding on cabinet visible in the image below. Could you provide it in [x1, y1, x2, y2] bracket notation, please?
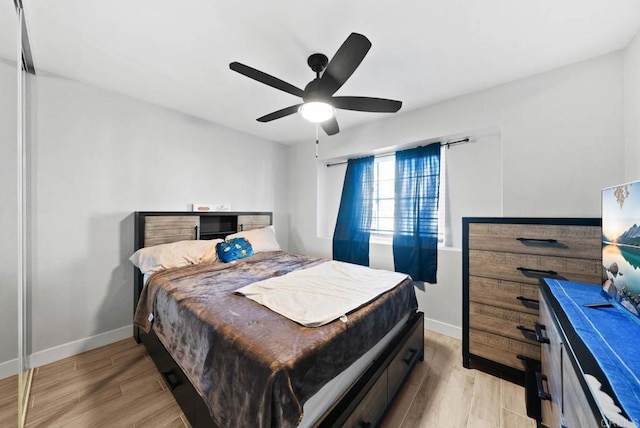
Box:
[544, 279, 640, 425]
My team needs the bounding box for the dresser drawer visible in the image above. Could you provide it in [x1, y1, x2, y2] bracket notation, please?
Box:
[469, 302, 539, 345]
[469, 250, 601, 285]
[469, 276, 540, 315]
[469, 329, 540, 370]
[468, 223, 601, 259]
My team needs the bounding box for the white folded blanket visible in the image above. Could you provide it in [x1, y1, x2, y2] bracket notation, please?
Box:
[235, 261, 409, 327]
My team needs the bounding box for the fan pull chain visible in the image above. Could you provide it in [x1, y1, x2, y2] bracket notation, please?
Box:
[315, 124, 319, 158]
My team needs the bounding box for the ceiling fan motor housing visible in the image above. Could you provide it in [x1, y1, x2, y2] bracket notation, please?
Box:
[303, 79, 328, 103]
[307, 53, 329, 74]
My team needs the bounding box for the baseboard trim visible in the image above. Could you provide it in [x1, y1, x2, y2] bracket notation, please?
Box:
[424, 317, 462, 340]
[0, 358, 19, 380]
[28, 325, 133, 368]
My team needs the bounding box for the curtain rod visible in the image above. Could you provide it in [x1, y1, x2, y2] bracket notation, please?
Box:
[325, 137, 470, 167]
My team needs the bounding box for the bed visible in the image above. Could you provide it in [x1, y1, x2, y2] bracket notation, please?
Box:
[132, 211, 425, 427]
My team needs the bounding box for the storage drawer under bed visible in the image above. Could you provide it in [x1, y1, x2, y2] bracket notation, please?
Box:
[387, 313, 424, 398]
[342, 373, 388, 428]
[140, 329, 199, 426]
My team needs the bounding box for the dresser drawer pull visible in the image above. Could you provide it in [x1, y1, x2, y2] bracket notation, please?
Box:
[516, 237, 559, 244]
[516, 295, 540, 309]
[517, 267, 559, 276]
[161, 370, 181, 391]
[359, 422, 372, 428]
[402, 348, 418, 366]
[534, 322, 550, 344]
[516, 325, 537, 341]
[535, 371, 552, 401]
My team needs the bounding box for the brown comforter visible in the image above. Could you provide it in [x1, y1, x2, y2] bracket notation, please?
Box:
[134, 251, 417, 428]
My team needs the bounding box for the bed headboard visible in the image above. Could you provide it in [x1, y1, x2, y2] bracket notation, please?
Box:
[133, 211, 272, 341]
[135, 211, 272, 250]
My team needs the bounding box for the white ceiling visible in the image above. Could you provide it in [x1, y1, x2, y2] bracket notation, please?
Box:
[17, 0, 640, 144]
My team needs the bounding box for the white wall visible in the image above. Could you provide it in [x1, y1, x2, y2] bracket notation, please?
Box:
[624, 29, 640, 182]
[25, 72, 289, 360]
[0, 60, 18, 371]
[288, 52, 625, 337]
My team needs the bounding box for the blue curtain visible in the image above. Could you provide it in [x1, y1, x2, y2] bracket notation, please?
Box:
[393, 143, 441, 283]
[333, 156, 374, 266]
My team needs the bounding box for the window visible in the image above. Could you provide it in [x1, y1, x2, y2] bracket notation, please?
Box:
[370, 155, 395, 235]
[369, 150, 446, 244]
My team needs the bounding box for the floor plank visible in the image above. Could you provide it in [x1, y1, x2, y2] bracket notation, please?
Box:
[469, 371, 502, 426]
[10, 331, 536, 427]
[500, 408, 537, 428]
[0, 375, 18, 428]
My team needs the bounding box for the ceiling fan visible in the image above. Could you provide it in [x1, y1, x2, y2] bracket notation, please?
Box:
[229, 33, 402, 136]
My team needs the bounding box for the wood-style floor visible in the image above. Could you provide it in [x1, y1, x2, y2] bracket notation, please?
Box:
[0, 330, 536, 428]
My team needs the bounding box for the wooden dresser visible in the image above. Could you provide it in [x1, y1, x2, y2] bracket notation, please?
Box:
[462, 218, 601, 378]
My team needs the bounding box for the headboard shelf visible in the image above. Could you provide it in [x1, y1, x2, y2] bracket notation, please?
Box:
[199, 215, 237, 238]
[200, 230, 236, 237]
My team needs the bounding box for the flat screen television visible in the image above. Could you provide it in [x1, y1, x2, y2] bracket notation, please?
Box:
[602, 180, 640, 319]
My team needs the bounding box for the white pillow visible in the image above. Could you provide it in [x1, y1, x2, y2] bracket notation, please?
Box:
[129, 239, 223, 274]
[225, 225, 281, 253]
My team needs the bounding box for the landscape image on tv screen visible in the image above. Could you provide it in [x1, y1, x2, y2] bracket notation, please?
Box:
[602, 180, 640, 318]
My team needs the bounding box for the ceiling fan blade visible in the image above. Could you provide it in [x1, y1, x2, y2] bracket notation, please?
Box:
[317, 33, 371, 96]
[320, 117, 340, 136]
[230, 62, 305, 98]
[332, 96, 402, 113]
[257, 104, 303, 122]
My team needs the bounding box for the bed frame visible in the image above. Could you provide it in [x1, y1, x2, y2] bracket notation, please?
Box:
[133, 211, 425, 427]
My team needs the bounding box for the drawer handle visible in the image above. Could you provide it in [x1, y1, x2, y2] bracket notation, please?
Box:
[516, 325, 537, 341]
[534, 322, 550, 344]
[403, 348, 418, 366]
[517, 267, 559, 276]
[516, 295, 540, 309]
[161, 370, 181, 391]
[535, 371, 552, 401]
[359, 422, 372, 428]
[516, 237, 558, 244]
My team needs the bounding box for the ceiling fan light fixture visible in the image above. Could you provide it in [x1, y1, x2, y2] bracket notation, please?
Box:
[299, 101, 334, 123]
